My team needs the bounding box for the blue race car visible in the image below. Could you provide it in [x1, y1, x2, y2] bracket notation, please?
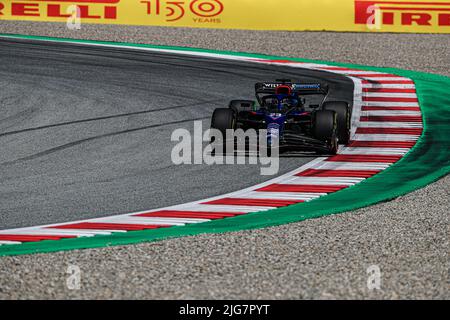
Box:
[210, 80, 351, 154]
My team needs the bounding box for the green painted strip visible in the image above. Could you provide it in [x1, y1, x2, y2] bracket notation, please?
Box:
[0, 34, 448, 257]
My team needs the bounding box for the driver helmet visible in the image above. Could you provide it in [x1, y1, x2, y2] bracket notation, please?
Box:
[275, 94, 299, 110]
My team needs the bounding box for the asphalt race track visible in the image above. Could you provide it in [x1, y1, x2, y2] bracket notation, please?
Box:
[0, 38, 353, 230]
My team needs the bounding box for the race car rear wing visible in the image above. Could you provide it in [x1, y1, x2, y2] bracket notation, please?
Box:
[255, 82, 329, 95]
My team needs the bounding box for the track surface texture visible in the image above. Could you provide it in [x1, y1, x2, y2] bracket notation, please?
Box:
[0, 38, 352, 230]
[0, 22, 448, 299]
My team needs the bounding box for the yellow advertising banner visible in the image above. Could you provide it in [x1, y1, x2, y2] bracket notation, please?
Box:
[0, 0, 449, 33]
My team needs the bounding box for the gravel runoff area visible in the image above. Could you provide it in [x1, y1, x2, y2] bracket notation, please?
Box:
[0, 176, 448, 299]
[0, 21, 448, 299]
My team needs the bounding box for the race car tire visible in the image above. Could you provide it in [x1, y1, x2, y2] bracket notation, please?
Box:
[211, 108, 236, 138]
[229, 100, 255, 115]
[313, 110, 336, 140]
[313, 110, 338, 155]
[323, 101, 351, 144]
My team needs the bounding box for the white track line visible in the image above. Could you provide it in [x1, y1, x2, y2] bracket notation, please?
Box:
[278, 176, 363, 185]
[358, 122, 423, 128]
[362, 110, 422, 116]
[364, 101, 419, 107]
[362, 84, 415, 89]
[312, 161, 392, 170]
[0, 241, 22, 245]
[0, 229, 102, 237]
[359, 77, 409, 81]
[173, 204, 276, 212]
[237, 192, 326, 201]
[105, 217, 210, 225]
[353, 134, 420, 141]
[364, 92, 417, 98]
[323, 70, 388, 75]
[339, 147, 410, 155]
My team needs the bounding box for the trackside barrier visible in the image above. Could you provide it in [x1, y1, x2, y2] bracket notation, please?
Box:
[0, 0, 449, 33]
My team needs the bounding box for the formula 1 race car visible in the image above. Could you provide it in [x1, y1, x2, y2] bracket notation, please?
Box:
[210, 80, 351, 155]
